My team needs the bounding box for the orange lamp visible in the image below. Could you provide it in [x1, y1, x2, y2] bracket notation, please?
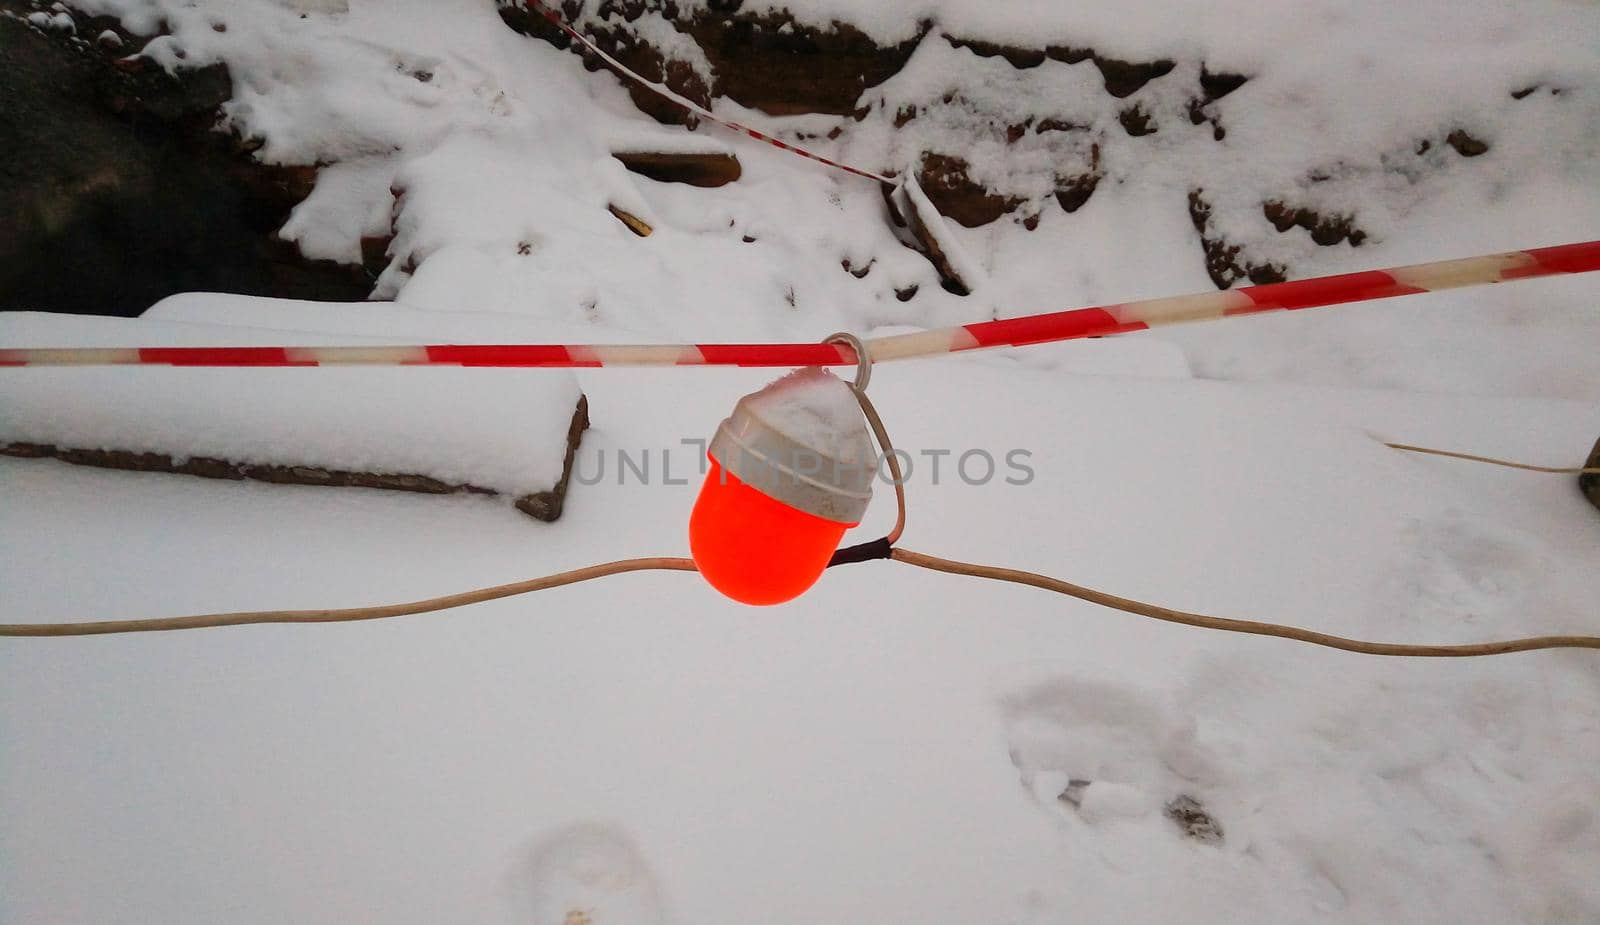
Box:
[689, 367, 875, 605]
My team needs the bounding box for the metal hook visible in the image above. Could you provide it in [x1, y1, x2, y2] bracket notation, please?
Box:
[821, 332, 903, 546]
[823, 332, 872, 392]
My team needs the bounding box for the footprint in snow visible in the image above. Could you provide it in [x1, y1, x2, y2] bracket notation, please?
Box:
[519, 822, 668, 925]
[1001, 676, 1224, 842]
[1390, 511, 1544, 628]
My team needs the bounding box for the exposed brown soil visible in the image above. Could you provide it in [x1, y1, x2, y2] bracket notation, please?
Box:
[1091, 55, 1175, 99]
[1118, 103, 1157, 137]
[1188, 190, 1287, 289]
[1184, 66, 1248, 141]
[1198, 66, 1249, 102]
[916, 153, 1024, 228]
[682, 9, 928, 116]
[944, 36, 1046, 70]
[1263, 200, 1367, 246]
[840, 257, 873, 279]
[1445, 129, 1490, 158]
[1020, 42, 1176, 98]
[1054, 144, 1102, 214]
[1165, 795, 1224, 844]
[1035, 117, 1089, 134]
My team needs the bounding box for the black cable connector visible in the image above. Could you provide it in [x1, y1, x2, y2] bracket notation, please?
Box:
[826, 537, 894, 568]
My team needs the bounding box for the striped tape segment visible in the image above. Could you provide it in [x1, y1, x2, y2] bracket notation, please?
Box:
[517, 0, 894, 185]
[2, 241, 1596, 369]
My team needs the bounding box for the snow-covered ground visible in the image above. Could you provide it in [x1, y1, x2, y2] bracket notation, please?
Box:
[4, 1, 1600, 922]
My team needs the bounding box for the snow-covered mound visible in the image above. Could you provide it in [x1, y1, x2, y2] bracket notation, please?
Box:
[0, 307, 584, 501]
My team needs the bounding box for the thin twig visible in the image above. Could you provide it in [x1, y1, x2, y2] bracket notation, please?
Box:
[1384, 442, 1600, 474]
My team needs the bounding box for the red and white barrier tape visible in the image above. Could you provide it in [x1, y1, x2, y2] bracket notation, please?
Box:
[517, 0, 895, 185]
[4, 241, 1597, 369]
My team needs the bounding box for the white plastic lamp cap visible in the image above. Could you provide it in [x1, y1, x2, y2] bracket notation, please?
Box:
[708, 367, 875, 523]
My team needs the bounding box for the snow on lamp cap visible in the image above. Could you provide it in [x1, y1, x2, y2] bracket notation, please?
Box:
[707, 367, 875, 523]
[690, 367, 875, 605]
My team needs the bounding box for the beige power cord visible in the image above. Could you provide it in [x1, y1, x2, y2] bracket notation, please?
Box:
[888, 548, 1599, 656]
[4, 548, 1597, 654]
[1384, 442, 1600, 474]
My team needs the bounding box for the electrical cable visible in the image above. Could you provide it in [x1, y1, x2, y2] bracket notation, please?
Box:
[0, 558, 695, 637]
[886, 548, 1600, 657]
[6, 551, 1596, 654]
[1385, 442, 1600, 474]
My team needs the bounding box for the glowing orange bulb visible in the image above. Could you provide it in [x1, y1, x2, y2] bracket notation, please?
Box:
[689, 459, 854, 605]
[688, 368, 874, 605]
